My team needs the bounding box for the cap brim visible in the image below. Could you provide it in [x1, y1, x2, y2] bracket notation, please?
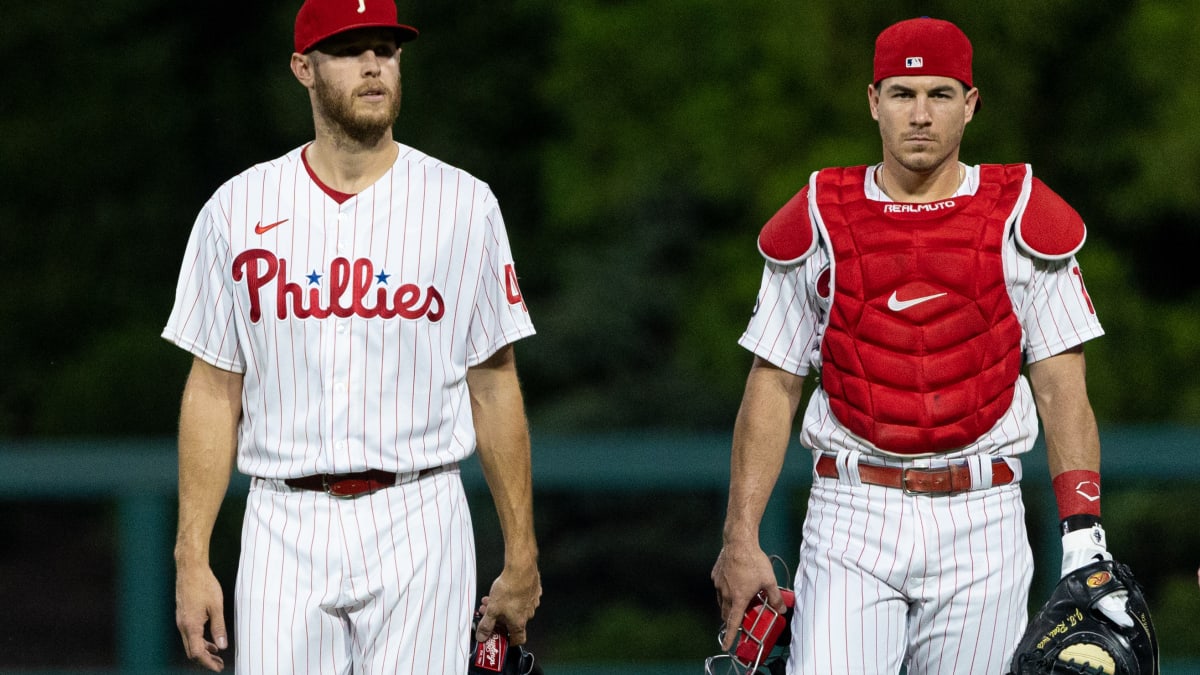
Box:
[301, 23, 420, 53]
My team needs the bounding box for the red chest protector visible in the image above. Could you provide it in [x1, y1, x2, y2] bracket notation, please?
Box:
[814, 164, 1027, 455]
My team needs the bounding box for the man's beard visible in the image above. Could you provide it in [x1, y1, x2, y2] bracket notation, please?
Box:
[313, 72, 402, 146]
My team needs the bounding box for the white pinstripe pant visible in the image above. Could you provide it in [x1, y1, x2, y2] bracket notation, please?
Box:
[787, 478, 1033, 674]
[235, 467, 475, 674]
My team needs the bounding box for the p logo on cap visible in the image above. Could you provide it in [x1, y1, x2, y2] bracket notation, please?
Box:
[294, 0, 419, 54]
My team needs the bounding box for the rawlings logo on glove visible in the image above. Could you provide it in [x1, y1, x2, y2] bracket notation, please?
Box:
[473, 631, 508, 672]
[469, 615, 542, 675]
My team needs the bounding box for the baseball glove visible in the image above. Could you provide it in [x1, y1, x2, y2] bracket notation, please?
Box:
[1009, 559, 1158, 675]
[469, 617, 542, 675]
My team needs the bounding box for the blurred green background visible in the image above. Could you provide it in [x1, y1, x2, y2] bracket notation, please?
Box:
[1, 0, 1197, 671]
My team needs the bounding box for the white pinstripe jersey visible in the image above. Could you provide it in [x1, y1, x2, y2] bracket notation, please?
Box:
[163, 143, 535, 479]
[740, 164, 1104, 461]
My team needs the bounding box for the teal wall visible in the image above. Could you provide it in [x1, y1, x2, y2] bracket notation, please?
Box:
[1, 428, 1196, 673]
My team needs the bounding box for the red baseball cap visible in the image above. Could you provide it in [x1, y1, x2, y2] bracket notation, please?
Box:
[873, 17, 973, 87]
[295, 0, 419, 54]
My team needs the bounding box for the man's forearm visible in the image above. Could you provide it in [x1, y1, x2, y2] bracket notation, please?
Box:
[477, 433, 537, 565]
[468, 347, 537, 564]
[723, 358, 805, 545]
[175, 358, 242, 565]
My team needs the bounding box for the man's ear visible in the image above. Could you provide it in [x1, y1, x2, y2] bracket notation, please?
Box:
[291, 52, 315, 89]
[964, 87, 979, 124]
[867, 83, 881, 121]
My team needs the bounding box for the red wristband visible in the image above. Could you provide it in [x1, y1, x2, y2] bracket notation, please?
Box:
[1052, 469, 1102, 520]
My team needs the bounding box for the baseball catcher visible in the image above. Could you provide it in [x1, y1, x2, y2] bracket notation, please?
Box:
[1009, 559, 1158, 674]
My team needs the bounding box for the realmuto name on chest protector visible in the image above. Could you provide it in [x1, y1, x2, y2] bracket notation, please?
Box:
[814, 164, 1027, 455]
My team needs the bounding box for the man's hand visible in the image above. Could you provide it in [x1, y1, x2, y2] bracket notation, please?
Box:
[176, 564, 228, 672]
[1060, 524, 1110, 577]
[1060, 524, 1132, 628]
[711, 542, 786, 651]
[474, 563, 542, 646]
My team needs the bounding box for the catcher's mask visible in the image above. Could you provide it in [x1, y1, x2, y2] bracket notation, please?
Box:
[705, 558, 795, 675]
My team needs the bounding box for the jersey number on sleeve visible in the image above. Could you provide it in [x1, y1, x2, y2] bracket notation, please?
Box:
[1071, 266, 1095, 314]
[505, 263, 527, 311]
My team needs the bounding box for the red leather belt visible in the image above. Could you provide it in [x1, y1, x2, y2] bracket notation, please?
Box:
[283, 467, 440, 498]
[815, 455, 1015, 495]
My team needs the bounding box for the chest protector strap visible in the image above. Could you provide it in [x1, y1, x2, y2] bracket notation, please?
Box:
[814, 164, 1028, 455]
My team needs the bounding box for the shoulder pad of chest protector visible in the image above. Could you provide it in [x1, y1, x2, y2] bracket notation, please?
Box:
[1016, 178, 1087, 260]
[758, 184, 818, 264]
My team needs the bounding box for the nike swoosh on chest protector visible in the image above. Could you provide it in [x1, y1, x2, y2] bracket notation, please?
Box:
[886, 290, 947, 311]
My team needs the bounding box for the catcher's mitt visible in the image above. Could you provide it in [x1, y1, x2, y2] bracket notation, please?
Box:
[1009, 559, 1158, 675]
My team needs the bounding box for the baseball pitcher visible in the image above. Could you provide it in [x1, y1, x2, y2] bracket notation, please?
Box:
[164, 0, 541, 672]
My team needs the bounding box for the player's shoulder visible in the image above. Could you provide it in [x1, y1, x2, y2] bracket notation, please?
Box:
[191, 147, 306, 228]
[210, 146, 306, 194]
[392, 143, 500, 205]
[1013, 169, 1087, 260]
[246, 145, 306, 175]
[758, 172, 821, 265]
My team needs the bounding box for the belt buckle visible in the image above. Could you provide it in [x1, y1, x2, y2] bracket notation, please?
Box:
[322, 474, 367, 499]
[900, 467, 954, 496]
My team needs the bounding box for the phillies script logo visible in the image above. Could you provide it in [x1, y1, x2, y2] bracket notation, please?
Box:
[233, 250, 444, 323]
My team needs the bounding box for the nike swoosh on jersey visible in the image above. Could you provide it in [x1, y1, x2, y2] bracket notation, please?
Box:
[887, 290, 948, 311]
[254, 219, 289, 235]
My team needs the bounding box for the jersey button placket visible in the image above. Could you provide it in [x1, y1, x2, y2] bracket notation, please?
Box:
[327, 209, 353, 468]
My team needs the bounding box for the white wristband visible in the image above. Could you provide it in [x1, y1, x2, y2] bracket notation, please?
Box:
[1060, 523, 1110, 577]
